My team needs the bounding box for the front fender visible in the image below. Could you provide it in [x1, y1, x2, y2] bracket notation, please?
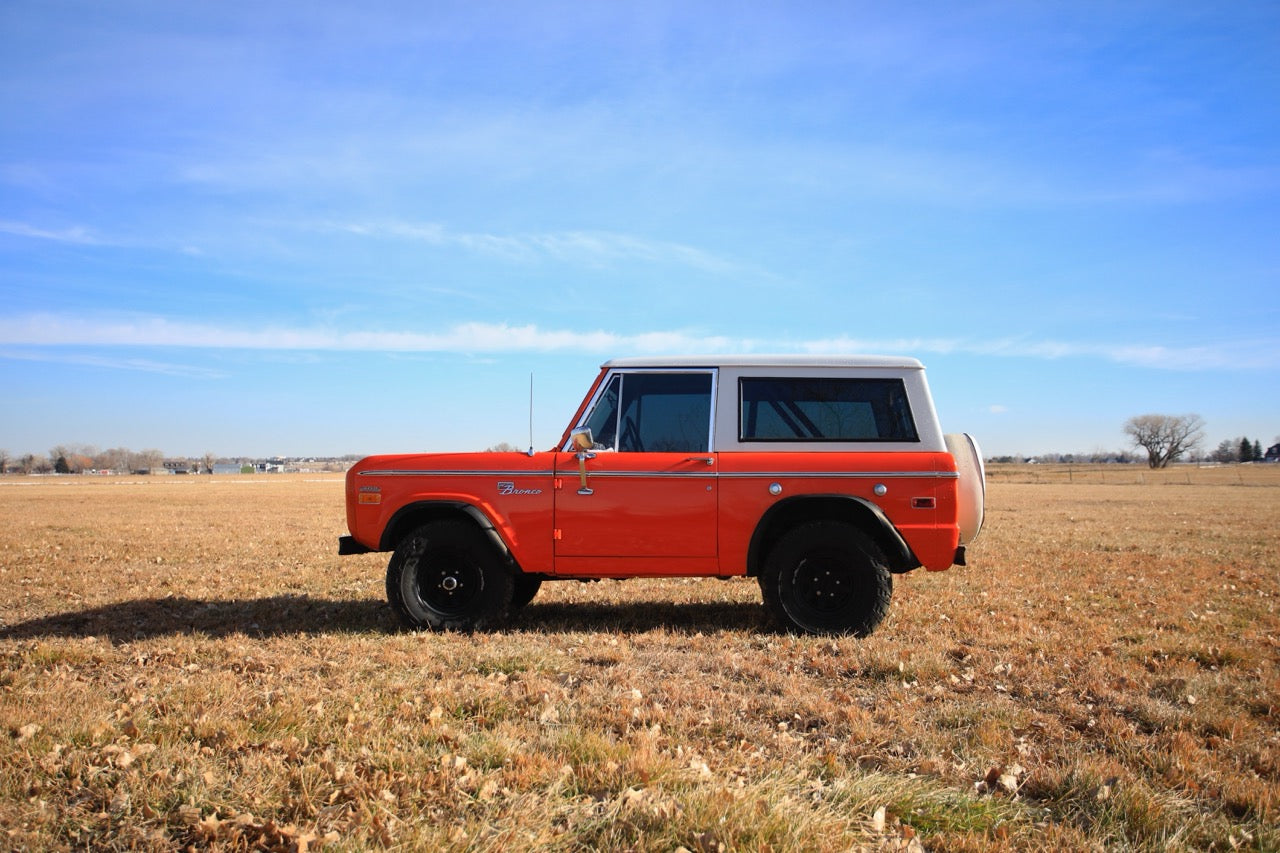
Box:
[379, 497, 505, 551]
[375, 489, 553, 574]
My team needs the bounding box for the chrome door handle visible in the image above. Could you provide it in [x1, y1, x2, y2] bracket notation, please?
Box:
[576, 451, 594, 495]
[686, 456, 715, 465]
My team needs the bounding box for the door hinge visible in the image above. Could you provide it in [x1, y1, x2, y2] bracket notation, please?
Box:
[553, 529, 562, 540]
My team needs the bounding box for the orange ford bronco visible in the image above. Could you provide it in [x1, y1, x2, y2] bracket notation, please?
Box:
[340, 355, 984, 636]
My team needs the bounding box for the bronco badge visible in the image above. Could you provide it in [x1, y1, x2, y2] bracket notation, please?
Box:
[497, 481, 542, 496]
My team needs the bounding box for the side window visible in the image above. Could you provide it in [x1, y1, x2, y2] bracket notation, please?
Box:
[581, 375, 621, 450]
[576, 371, 713, 452]
[618, 373, 713, 452]
[739, 377, 919, 442]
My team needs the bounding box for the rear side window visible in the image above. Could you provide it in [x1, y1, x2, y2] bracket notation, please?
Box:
[739, 377, 919, 442]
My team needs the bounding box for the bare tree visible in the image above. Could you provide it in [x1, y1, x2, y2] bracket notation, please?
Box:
[1211, 439, 1236, 464]
[95, 447, 131, 474]
[128, 449, 165, 474]
[1123, 414, 1205, 469]
[0, 448, 8, 474]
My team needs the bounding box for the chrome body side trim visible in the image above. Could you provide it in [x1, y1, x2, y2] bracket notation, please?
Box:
[360, 468, 955, 479]
[718, 471, 958, 480]
[359, 470, 556, 478]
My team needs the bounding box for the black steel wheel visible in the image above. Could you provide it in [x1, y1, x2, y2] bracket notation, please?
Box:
[760, 521, 892, 636]
[385, 520, 513, 631]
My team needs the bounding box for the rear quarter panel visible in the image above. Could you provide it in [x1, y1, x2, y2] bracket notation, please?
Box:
[717, 450, 960, 572]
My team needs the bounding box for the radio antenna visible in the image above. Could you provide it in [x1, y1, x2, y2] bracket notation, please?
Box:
[527, 372, 535, 456]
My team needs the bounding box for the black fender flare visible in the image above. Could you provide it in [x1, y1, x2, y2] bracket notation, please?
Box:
[746, 494, 919, 576]
[380, 501, 514, 563]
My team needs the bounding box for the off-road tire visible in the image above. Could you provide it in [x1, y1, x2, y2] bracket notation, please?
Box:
[760, 521, 892, 636]
[511, 575, 543, 609]
[386, 520, 513, 631]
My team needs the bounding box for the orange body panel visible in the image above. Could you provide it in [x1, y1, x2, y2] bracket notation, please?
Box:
[347, 446, 962, 576]
[716, 450, 960, 572]
[553, 451, 717, 560]
[346, 452, 557, 573]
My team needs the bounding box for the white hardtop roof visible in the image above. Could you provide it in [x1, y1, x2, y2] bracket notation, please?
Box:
[602, 354, 925, 370]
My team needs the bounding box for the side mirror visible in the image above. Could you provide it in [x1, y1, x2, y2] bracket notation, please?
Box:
[571, 427, 594, 451]
[570, 427, 595, 495]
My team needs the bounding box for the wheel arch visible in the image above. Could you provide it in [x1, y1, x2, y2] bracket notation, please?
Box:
[381, 501, 515, 566]
[746, 495, 919, 576]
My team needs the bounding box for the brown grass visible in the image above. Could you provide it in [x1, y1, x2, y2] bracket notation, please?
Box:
[1, 469, 1277, 851]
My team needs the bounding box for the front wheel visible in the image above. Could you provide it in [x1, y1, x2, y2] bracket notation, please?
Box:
[386, 520, 514, 631]
[760, 521, 892, 636]
[511, 575, 543, 609]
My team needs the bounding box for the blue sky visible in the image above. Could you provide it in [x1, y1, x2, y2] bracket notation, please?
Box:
[1, 1, 1277, 459]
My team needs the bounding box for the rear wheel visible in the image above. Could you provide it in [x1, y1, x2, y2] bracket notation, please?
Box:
[760, 521, 892, 636]
[386, 520, 513, 631]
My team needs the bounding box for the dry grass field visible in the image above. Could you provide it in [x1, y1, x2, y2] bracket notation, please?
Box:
[1, 467, 1277, 851]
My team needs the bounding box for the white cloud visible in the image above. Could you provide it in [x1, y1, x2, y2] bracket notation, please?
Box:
[0, 314, 1276, 372]
[0, 314, 738, 356]
[326, 221, 745, 274]
[0, 347, 226, 379]
[0, 220, 104, 245]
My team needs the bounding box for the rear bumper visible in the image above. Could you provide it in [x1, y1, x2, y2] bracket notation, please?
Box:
[338, 535, 374, 556]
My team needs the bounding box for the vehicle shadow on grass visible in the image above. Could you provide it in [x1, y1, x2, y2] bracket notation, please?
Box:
[0, 596, 772, 642]
[513, 600, 771, 635]
[0, 595, 395, 643]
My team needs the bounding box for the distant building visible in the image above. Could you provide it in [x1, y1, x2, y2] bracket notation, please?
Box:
[1266, 444, 1280, 463]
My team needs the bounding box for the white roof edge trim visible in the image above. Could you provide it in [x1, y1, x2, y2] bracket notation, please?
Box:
[601, 354, 925, 370]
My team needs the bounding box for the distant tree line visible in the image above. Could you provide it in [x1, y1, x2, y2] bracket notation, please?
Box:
[0, 445, 182, 475]
[1121, 415, 1276, 469]
[1208, 437, 1266, 464]
[987, 450, 1140, 465]
[956, 414, 1277, 468]
[2, 430, 1274, 474]
[0, 445, 364, 475]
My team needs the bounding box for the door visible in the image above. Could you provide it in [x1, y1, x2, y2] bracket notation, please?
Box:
[554, 370, 717, 561]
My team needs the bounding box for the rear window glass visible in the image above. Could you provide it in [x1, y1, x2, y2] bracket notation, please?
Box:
[739, 377, 919, 442]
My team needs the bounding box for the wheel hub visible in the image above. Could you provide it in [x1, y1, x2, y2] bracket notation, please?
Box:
[796, 556, 853, 612]
[412, 546, 481, 615]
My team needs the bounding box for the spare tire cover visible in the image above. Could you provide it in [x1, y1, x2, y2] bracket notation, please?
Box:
[944, 433, 986, 545]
